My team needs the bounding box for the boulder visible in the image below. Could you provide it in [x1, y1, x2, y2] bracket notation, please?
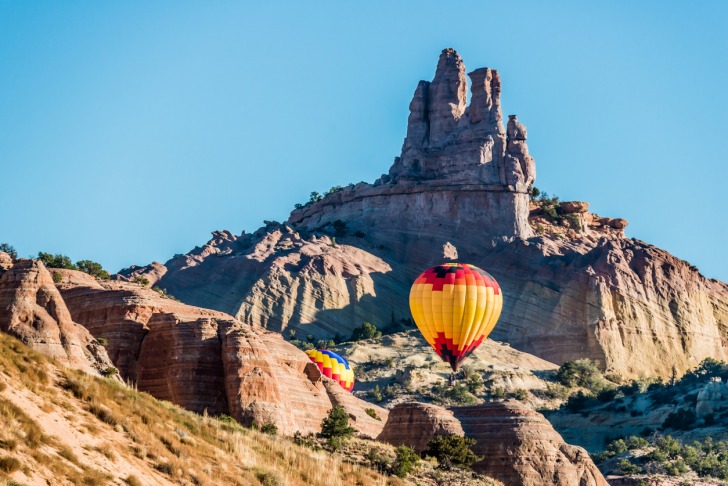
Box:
[377, 402, 463, 451]
[378, 401, 607, 486]
[560, 201, 589, 213]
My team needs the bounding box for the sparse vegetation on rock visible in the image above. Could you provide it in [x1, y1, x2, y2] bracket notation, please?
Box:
[320, 405, 356, 450]
[350, 322, 382, 341]
[423, 435, 482, 470]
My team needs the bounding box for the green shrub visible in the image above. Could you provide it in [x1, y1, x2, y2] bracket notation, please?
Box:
[662, 408, 697, 430]
[0, 243, 17, 261]
[465, 373, 484, 394]
[391, 445, 419, 477]
[556, 359, 604, 391]
[491, 387, 506, 399]
[545, 383, 571, 400]
[365, 408, 381, 421]
[37, 252, 77, 270]
[96, 337, 109, 347]
[320, 406, 355, 449]
[368, 385, 383, 402]
[292, 431, 321, 450]
[102, 366, 118, 377]
[260, 423, 278, 435]
[512, 388, 528, 401]
[76, 260, 110, 280]
[614, 458, 642, 475]
[432, 382, 476, 405]
[132, 276, 150, 287]
[423, 435, 482, 470]
[350, 322, 381, 341]
[52, 271, 63, 283]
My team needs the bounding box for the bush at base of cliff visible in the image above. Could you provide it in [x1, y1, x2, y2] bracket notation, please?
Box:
[391, 445, 419, 477]
[320, 406, 355, 450]
[423, 435, 482, 470]
[350, 322, 382, 341]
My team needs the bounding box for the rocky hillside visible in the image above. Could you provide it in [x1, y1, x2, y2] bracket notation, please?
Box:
[121, 48, 727, 380]
[0, 256, 387, 439]
[330, 329, 562, 410]
[0, 331, 395, 486]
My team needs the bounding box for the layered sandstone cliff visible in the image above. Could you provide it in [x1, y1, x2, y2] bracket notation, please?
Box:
[378, 401, 607, 486]
[120, 49, 727, 380]
[0, 257, 113, 375]
[53, 270, 387, 437]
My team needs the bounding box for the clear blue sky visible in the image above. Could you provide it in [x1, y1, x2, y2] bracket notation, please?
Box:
[1, 1, 726, 281]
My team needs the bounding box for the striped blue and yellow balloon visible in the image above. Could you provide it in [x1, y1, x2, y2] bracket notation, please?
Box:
[306, 349, 355, 392]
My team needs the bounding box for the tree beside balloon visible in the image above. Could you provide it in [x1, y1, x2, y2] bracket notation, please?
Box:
[409, 263, 503, 371]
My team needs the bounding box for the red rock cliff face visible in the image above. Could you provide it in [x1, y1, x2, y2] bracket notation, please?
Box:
[379, 401, 607, 486]
[0, 258, 114, 375]
[54, 271, 387, 436]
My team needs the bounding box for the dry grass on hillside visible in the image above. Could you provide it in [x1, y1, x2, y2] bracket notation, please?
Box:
[0, 332, 399, 486]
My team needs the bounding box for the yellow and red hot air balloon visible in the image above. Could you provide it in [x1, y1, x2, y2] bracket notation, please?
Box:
[306, 349, 355, 392]
[409, 263, 503, 371]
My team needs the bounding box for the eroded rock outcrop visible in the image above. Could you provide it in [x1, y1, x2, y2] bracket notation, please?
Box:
[121, 49, 727, 380]
[54, 270, 386, 436]
[379, 401, 607, 486]
[376, 402, 463, 451]
[0, 259, 113, 374]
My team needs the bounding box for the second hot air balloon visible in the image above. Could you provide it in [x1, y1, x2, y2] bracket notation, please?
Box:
[306, 349, 355, 392]
[409, 263, 503, 371]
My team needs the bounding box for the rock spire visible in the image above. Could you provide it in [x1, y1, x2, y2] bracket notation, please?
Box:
[383, 48, 535, 190]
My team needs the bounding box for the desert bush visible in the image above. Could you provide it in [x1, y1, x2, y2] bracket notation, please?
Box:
[614, 458, 642, 475]
[260, 423, 278, 435]
[490, 387, 506, 399]
[432, 382, 476, 405]
[320, 406, 355, 450]
[423, 435, 482, 469]
[350, 322, 381, 341]
[76, 260, 110, 280]
[662, 408, 697, 431]
[96, 337, 109, 347]
[102, 367, 118, 377]
[556, 359, 604, 392]
[545, 383, 571, 400]
[0, 243, 17, 261]
[37, 252, 77, 270]
[365, 408, 381, 421]
[465, 373, 484, 394]
[368, 385, 383, 402]
[52, 271, 63, 283]
[0, 455, 21, 473]
[565, 390, 597, 412]
[391, 445, 419, 477]
[512, 388, 528, 401]
[132, 276, 150, 287]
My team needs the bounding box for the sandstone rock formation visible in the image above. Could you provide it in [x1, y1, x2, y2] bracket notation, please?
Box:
[0, 252, 13, 270]
[0, 259, 113, 374]
[376, 402, 463, 451]
[378, 401, 607, 486]
[53, 269, 387, 436]
[695, 378, 728, 417]
[119, 49, 727, 380]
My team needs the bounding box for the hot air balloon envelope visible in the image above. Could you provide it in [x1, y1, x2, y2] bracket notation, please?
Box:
[306, 349, 355, 392]
[409, 263, 503, 371]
